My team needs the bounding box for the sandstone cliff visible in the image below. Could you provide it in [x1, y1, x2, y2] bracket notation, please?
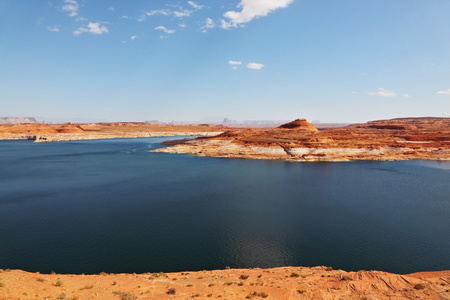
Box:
[153, 117, 450, 162]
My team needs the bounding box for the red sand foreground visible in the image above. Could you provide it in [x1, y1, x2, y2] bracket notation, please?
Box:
[0, 267, 449, 300]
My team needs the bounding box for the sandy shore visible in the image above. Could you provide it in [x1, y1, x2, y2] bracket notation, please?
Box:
[0, 267, 449, 300]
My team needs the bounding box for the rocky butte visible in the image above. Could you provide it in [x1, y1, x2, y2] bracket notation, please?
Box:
[153, 117, 450, 161]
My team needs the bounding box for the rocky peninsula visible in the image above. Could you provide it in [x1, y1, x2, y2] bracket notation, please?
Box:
[0, 122, 225, 142]
[153, 117, 450, 162]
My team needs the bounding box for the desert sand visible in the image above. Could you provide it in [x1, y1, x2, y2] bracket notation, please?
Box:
[1, 267, 449, 300]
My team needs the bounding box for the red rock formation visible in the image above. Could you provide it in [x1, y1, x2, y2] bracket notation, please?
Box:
[154, 117, 450, 162]
[277, 118, 318, 132]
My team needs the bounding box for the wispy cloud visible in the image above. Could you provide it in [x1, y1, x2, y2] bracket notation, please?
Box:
[201, 18, 216, 32]
[366, 88, 410, 98]
[188, 1, 204, 10]
[229, 60, 242, 69]
[173, 10, 192, 18]
[221, 0, 294, 29]
[155, 26, 176, 34]
[47, 26, 60, 32]
[147, 9, 171, 16]
[139, 2, 203, 22]
[74, 22, 109, 35]
[179, 23, 187, 28]
[130, 35, 138, 40]
[107, 7, 115, 11]
[437, 89, 450, 96]
[62, 0, 79, 17]
[247, 62, 264, 70]
[138, 9, 171, 22]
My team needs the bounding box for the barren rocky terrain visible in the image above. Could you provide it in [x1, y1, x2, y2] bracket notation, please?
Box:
[0, 122, 226, 142]
[154, 118, 450, 162]
[1, 267, 449, 300]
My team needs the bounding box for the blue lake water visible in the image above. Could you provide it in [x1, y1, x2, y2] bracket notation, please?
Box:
[0, 137, 449, 275]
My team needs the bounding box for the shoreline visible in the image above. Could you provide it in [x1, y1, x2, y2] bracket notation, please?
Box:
[1, 118, 449, 162]
[152, 138, 450, 162]
[0, 131, 223, 143]
[1, 266, 449, 299]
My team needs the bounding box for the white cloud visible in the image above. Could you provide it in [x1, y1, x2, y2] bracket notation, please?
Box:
[228, 60, 242, 65]
[201, 18, 216, 32]
[223, 0, 293, 27]
[87, 22, 109, 34]
[366, 88, 410, 98]
[122, 16, 129, 19]
[205, 18, 215, 28]
[62, 0, 79, 17]
[247, 62, 264, 70]
[367, 88, 396, 97]
[173, 10, 192, 17]
[220, 19, 236, 29]
[437, 89, 450, 96]
[130, 35, 138, 40]
[73, 22, 109, 35]
[139, 9, 171, 22]
[179, 23, 187, 28]
[155, 26, 176, 34]
[147, 9, 171, 16]
[47, 26, 60, 32]
[140, 4, 200, 21]
[188, 1, 204, 10]
[107, 7, 114, 11]
[73, 28, 87, 35]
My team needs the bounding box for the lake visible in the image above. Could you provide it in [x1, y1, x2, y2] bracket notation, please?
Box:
[0, 137, 449, 274]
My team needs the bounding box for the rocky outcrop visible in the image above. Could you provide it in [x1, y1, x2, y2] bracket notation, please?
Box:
[277, 118, 319, 131]
[350, 117, 450, 130]
[153, 117, 450, 162]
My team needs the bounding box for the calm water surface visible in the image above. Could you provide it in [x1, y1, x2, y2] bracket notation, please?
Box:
[0, 138, 449, 274]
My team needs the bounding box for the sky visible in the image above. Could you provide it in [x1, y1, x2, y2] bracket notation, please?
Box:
[1, 0, 450, 123]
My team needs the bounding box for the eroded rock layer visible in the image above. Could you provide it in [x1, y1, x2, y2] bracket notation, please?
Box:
[0, 123, 226, 142]
[153, 117, 450, 161]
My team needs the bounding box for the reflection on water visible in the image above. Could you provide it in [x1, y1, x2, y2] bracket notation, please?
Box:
[414, 160, 450, 170]
[0, 138, 449, 275]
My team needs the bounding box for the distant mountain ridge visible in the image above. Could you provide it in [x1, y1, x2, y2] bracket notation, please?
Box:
[0, 117, 38, 124]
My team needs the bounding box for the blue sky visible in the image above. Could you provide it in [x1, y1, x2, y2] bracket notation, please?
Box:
[1, 0, 449, 123]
